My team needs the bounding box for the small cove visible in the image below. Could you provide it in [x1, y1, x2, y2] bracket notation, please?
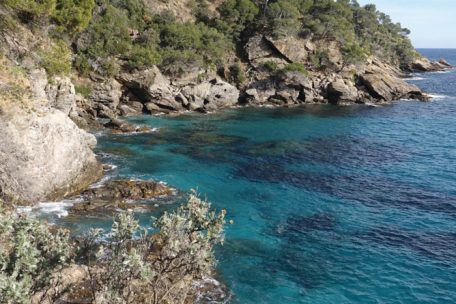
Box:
[38, 49, 456, 303]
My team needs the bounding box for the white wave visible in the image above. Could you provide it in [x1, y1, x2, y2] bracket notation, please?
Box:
[89, 174, 111, 189]
[408, 76, 425, 81]
[428, 94, 449, 100]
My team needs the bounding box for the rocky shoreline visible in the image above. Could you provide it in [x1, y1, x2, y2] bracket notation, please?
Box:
[1, 52, 453, 207]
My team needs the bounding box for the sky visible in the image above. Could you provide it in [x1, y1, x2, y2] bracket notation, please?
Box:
[358, 0, 456, 48]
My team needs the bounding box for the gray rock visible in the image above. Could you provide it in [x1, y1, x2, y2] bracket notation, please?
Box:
[46, 77, 76, 116]
[0, 107, 102, 204]
[90, 79, 122, 110]
[327, 78, 358, 104]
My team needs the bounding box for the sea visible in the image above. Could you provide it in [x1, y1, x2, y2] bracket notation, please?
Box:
[35, 49, 456, 303]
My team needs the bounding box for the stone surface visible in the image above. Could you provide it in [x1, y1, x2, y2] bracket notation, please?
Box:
[0, 107, 103, 204]
[46, 77, 77, 116]
[70, 179, 173, 214]
[90, 78, 122, 110]
[327, 78, 359, 104]
[104, 118, 152, 134]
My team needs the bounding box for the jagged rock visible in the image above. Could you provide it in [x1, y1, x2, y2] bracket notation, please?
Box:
[90, 79, 122, 110]
[327, 78, 359, 104]
[96, 103, 116, 119]
[0, 107, 103, 204]
[359, 59, 427, 101]
[70, 179, 173, 214]
[203, 79, 240, 110]
[28, 68, 48, 102]
[46, 77, 77, 116]
[439, 59, 452, 67]
[410, 57, 453, 72]
[119, 104, 142, 116]
[117, 66, 175, 102]
[104, 118, 152, 133]
[266, 36, 311, 63]
[245, 36, 289, 69]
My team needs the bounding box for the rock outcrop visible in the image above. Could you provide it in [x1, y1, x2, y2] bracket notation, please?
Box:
[0, 106, 103, 204]
[409, 57, 454, 72]
[117, 67, 240, 113]
[70, 179, 173, 214]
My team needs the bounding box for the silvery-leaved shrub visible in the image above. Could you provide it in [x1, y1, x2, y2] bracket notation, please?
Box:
[87, 192, 226, 303]
[0, 207, 70, 304]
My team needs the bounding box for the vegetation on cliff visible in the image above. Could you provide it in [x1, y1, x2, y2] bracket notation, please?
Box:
[1, 0, 418, 79]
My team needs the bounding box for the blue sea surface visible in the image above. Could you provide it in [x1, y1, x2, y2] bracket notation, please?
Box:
[61, 49, 456, 303]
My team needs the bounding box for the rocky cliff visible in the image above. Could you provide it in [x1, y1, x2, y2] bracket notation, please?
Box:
[0, 54, 102, 205]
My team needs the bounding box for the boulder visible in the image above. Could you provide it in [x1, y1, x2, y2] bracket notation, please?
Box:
[0, 107, 103, 204]
[358, 58, 428, 102]
[245, 36, 288, 69]
[103, 118, 152, 134]
[70, 179, 173, 214]
[327, 78, 358, 104]
[181, 78, 240, 111]
[90, 78, 122, 110]
[117, 66, 176, 103]
[410, 57, 452, 72]
[46, 77, 77, 116]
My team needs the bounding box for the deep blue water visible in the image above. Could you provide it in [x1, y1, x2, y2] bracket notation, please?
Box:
[52, 49, 456, 303]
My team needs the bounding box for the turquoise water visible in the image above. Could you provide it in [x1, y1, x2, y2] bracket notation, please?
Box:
[61, 49, 456, 303]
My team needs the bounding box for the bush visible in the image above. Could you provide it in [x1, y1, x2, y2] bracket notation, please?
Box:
[228, 63, 246, 85]
[0, 208, 70, 303]
[281, 63, 308, 75]
[127, 46, 161, 70]
[53, 0, 96, 34]
[74, 83, 92, 98]
[40, 40, 72, 77]
[1, 193, 226, 303]
[4, 0, 56, 20]
[84, 193, 226, 303]
[263, 61, 279, 72]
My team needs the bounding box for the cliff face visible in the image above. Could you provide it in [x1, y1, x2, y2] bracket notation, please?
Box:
[0, 35, 102, 205]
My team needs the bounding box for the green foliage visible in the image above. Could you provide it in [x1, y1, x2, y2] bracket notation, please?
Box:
[280, 62, 308, 75]
[40, 40, 72, 77]
[4, 0, 56, 20]
[159, 22, 230, 65]
[128, 47, 161, 70]
[0, 209, 70, 303]
[228, 63, 246, 85]
[74, 83, 92, 98]
[341, 42, 368, 66]
[218, 0, 259, 39]
[266, 0, 301, 37]
[263, 61, 279, 72]
[53, 0, 95, 34]
[84, 193, 226, 303]
[310, 49, 331, 70]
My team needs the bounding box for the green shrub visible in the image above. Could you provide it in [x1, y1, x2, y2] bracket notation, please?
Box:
[229, 63, 246, 85]
[53, 0, 95, 34]
[0, 208, 70, 303]
[281, 63, 308, 75]
[82, 193, 226, 303]
[4, 0, 56, 20]
[40, 40, 72, 77]
[263, 61, 279, 72]
[127, 46, 161, 69]
[74, 83, 92, 98]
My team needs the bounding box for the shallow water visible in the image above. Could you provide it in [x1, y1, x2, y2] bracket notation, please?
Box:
[47, 49, 456, 303]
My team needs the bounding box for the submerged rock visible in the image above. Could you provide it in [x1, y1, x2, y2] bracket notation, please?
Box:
[103, 118, 152, 134]
[70, 179, 173, 214]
